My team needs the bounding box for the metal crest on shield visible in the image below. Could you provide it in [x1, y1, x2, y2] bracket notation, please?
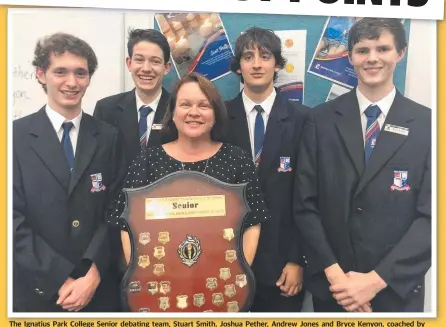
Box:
[206, 277, 218, 291]
[139, 232, 150, 246]
[236, 274, 247, 288]
[178, 234, 202, 267]
[194, 293, 205, 307]
[176, 295, 188, 309]
[219, 267, 231, 281]
[154, 246, 165, 259]
[223, 228, 234, 241]
[159, 281, 171, 295]
[138, 255, 150, 268]
[147, 281, 158, 295]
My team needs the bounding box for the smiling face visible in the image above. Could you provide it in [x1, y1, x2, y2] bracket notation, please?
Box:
[126, 40, 171, 96]
[173, 81, 216, 141]
[36, 51, 90, 114]
[349, 31, 405, 93]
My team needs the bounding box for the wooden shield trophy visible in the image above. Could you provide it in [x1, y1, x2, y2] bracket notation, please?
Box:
[119, 170, 255, 312]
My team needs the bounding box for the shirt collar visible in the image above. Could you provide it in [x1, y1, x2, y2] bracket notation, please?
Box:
[356, 86, 396, 118]
[135, 88, 162, 112]
[45, 104, 82, 134]
[242, 87, 276, 117]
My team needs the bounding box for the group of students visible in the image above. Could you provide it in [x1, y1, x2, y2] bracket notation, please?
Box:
[12, 17, 431, 314]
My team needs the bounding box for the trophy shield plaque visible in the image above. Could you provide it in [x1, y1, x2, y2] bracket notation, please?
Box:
[120, 170, 255, 312]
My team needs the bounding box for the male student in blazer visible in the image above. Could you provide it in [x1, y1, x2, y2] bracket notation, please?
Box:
[93, 28, 172, 170]
[225, 27, 308, 312]
[294, 18, 431, 312]
[13, 33, 127, 312]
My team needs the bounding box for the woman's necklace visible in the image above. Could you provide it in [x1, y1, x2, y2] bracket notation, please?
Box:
[180, 158, 210, 173]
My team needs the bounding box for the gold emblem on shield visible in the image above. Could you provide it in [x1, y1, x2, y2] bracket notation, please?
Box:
[227, 301, 239, 312]
[206, 277, 218, 291]
[176, 295, 188, 309]
[138, 255, 150, 268]
[203, 310, 213, 312]
[236, 274, 247, 288]
[178, 235, 202, 267]
[158, 296, 170, 311]
[128, 281, 141, 293]
[224, 284, 236, 298]
[147, 281, 158, 295]
[154, 246, 165, 259]
[219, 267, 231, 281]
[212, 293, 224, 306]
[158, 231, 170, 244]
[153, 264, 165, 276]
[225, 250, 237, 263]
[223, 228, 234, 241]
[139, 232, 151, 245]
[193, 293, 205, 307]
[159, 281, 171, 295]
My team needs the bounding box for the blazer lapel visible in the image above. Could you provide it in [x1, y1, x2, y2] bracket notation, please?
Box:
[227, 93, 252, 158]
[152, 87, 169, 124]
[29, 108, 71, 190]
[258, 95, 288, 178]
[148, 88, 170, 146]
[118, 89, 139, 155]
[354, 92, 412, 197]
[335, 91, 366, 178]
[69, 114, 98, 195]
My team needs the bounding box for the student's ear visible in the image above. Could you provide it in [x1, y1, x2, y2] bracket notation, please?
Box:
[396, 47, 407, 64]
[36, 68, 47, 85]
[164, 61, 172, 75]
[125, 56, 132, 71]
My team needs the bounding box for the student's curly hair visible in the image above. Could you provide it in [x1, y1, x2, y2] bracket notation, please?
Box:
[32, 32, 98, 92]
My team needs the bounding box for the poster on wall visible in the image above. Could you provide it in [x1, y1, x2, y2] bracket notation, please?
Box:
[274, 30, 307, 104]
[155, 13, 234, 81]
[308, 16, 360, 88]
[326, 83, 351, 102]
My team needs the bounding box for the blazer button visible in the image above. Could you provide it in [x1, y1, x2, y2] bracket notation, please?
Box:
[72, 220, 80, 227]
[356, 207, 363, 213]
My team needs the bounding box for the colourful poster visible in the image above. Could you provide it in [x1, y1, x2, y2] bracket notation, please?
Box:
[308, 16, 361, 88]
[274, 30, 307, 104]
[155, 13, 234, 81]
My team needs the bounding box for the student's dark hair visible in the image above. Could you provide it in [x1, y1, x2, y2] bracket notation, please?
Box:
[32, 32, 98, 92]
[348, 18, 407, 56]
[162, 72, 227, 142]
[127, 28, 171, 63]
[230, 26, 286, 83]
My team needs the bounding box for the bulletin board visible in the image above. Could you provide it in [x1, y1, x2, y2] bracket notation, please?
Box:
[157, 13, 410, 108]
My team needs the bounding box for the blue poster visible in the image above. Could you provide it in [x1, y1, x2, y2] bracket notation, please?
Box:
[308, 16, 359, 88]
[155, 13, 233, 81]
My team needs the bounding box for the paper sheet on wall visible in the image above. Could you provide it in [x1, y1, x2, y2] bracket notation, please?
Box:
[273, 30, 306, 104]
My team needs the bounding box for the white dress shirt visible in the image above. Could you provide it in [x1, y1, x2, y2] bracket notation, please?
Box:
[356, 86, 396, 145]
[45, 104, 82, 155]
[242, 88, 277, 159]
[135, 89, 162, 143]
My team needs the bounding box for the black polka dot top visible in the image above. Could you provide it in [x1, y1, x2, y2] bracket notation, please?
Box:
[107, 143, 270, 230]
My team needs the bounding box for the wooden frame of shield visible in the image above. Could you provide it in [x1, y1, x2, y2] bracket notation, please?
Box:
[118, 170, 256, 312]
